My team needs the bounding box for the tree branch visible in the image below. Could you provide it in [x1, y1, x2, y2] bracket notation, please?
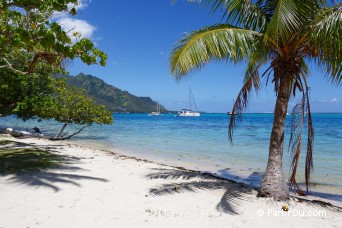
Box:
[61, 125, 88, 140]
[0, 58, 27, 75]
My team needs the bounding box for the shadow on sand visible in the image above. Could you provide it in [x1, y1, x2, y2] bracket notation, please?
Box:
[146, 167, 342, 215]
[0, 139, 108, 192]
[146, 168, 254, 215]
[4, 171, 108, 192]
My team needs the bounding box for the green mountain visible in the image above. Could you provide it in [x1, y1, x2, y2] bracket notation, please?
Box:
[61, 73, 167, 113]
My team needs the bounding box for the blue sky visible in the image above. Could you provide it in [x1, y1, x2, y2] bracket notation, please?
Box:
[63, 0, 341, 113]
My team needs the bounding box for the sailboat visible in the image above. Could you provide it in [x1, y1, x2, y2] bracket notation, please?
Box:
[148, 103, 161, 116]
[178, 86, 200, 117]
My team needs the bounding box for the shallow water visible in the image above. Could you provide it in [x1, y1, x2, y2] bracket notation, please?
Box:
[1, 113, 341, 201]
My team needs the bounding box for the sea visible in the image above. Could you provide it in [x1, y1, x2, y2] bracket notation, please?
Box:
[1, 113, 341, 202]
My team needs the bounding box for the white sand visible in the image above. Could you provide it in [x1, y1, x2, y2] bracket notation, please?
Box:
[0, 135, 341, 228]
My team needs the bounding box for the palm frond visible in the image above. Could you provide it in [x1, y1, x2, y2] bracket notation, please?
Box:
[228, 60, 263, 142]
[308, 3, 342, 84]
[170, 24, 261, 78]
[264, 0, 314, 45]
[288, 91, 306, 196]
[305, 95, 314, 192]
[288, 71, 314, 195]
[209, 0, 271, 32]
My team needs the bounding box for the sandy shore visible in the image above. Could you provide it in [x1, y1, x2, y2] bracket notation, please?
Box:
[0, 135, 341, 228]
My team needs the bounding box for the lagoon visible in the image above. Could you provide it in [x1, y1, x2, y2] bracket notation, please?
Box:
[1, 113, 341, 201]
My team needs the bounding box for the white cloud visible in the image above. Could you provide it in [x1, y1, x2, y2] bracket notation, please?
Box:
[50, 0, 96, 42]
[58, 17, 96, 41]
[317, 97, 339, 104]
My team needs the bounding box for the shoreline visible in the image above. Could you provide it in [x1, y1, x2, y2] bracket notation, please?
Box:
[1, 135, 342, 227]
[67, 136, 342, 204]
[2, 134, 342, 204]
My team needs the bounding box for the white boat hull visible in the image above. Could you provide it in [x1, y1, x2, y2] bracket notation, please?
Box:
[178, 113, 200, 117]
[148, 112, 161, 116]
[178, 110, 200, 117]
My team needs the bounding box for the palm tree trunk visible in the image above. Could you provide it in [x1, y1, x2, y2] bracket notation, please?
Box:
[259, 74, 291, 199]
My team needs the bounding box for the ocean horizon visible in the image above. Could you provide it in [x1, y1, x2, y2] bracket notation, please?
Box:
[1, 113, 341, 202]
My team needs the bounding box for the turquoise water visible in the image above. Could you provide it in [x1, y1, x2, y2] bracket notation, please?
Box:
[1, 113, 341, 201]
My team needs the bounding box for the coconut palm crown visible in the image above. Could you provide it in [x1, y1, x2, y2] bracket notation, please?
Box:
[170, 0, 341, 199]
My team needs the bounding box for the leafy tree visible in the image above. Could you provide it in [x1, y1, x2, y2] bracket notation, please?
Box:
[170, 0, 341, 199]
[0, 66, 113, 139]
[0, 0, 112, 138]
[0, 54, 59, 118]
[36, 79, 113, 140]
[0, 0, 107, 74]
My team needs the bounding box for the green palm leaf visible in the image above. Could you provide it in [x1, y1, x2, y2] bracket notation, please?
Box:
[228, 58, 265, 141]
[264, 0, 313, 44]
[170, 24, 261, 78]
[209, 0, 272, 31]
[308, 3, 342, 84]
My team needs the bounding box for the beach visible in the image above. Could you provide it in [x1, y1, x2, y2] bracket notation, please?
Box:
[1, 0, 341, 227]
[0, 135, 341, 228]
[1, 113, 341, 201]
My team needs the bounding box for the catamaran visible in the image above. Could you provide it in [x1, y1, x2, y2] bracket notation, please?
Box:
[148, 103, 162, 116]
[178, 86, 200, 117]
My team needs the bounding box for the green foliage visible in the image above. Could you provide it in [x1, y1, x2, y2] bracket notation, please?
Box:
[30, 79, 114, 139]
[0, 59, 56, 118]
[40, 79, 114, 126]
[170, 24, 261, 78]
[0, 0, 107, 74]
[308, 3, 342, 83]
[0, 0, 112, 139]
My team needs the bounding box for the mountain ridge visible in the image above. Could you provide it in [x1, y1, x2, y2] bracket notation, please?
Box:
[60, 73, 168, 113]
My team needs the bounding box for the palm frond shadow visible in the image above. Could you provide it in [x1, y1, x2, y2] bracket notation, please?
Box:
[290, 196, 342, 212]
[147, 168, 253, 215]
[216, 184, 252, 214]
[0, 140, 108, 191]
[6, 171, 108, 192]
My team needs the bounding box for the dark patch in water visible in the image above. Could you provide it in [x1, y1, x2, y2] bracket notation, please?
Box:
[325, 131, 342, 139]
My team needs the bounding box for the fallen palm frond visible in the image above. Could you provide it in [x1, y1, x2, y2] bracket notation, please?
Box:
[288, 80, 314, 195]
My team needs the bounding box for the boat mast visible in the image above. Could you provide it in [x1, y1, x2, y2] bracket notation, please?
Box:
[189, 85, 192, 110]
[189, 85, 198, 111]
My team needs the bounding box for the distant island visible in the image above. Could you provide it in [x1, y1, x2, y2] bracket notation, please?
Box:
[59, 73, 168, 113]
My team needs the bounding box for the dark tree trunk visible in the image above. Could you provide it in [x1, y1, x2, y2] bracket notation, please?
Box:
[259, 74, 291, 199]
[54, 123, 68, 139]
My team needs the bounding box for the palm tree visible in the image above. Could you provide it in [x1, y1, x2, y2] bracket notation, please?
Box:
[170, 0, 341, 199]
